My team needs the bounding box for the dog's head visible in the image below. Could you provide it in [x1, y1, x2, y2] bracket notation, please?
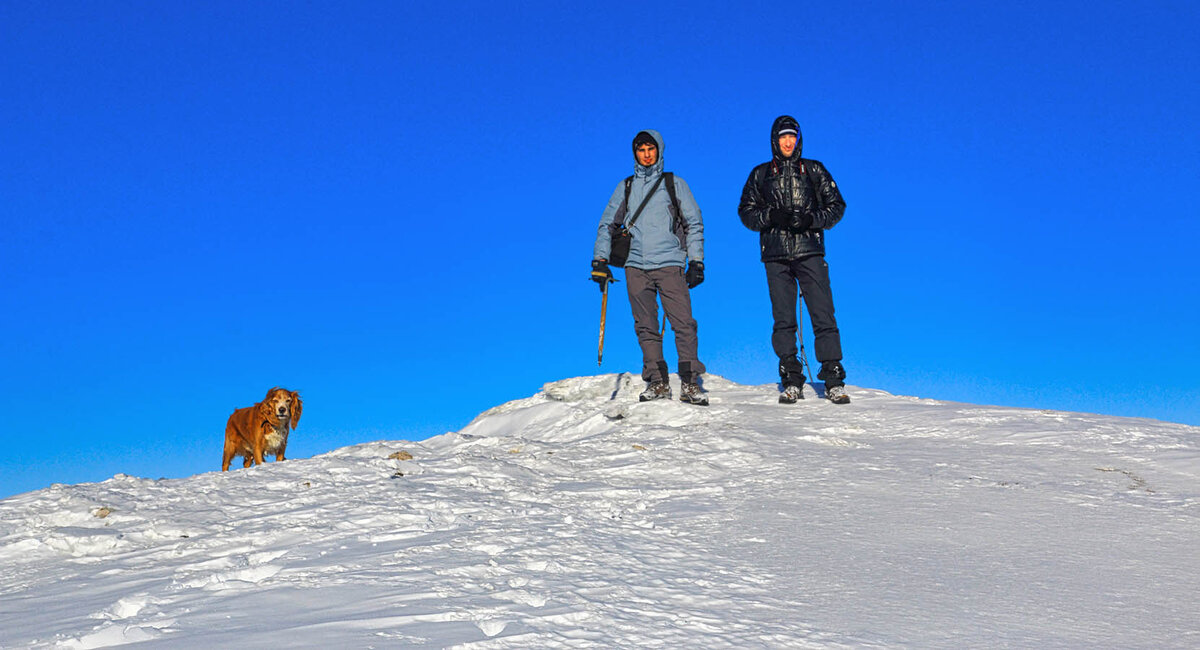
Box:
[259, 387, 302, 429]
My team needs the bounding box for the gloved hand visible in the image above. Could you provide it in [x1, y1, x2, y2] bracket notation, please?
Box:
[685, 261, 704, 288]
[788, 207, 814, 231]
[591, 259, 613, 291]
[768, 207, 791, 228]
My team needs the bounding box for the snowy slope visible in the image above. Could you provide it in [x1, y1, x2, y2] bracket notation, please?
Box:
[1, 375, 1197, 649]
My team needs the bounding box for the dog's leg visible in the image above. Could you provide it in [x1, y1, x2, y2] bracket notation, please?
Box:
[222, 436, 236, 472]
[252, 422, 269, 466]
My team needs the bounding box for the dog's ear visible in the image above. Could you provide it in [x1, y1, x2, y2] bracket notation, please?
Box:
[290, 391, 302, 429]
[256, 395, 273, 421]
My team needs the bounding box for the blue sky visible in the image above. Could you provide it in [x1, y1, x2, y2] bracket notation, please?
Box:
[2, 1, 1197, 499]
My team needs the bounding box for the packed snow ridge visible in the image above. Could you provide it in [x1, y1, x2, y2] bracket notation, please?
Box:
[2, 374, 1198, 648]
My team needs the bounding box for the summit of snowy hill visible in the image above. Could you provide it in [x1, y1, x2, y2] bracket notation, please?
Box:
[1, 375, 1198, 648]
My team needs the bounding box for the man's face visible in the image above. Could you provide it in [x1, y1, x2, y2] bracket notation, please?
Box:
[778, 134, 797, 158]
[636, 143, 658, 166]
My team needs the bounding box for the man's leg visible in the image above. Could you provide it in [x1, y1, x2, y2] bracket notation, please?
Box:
[794, 255, 846, 387]
[654, 267, 706, 382]
[765, 261, 805, 387]
[625, 267, 667, 383]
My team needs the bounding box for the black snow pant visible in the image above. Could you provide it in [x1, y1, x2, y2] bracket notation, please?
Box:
[764, 255, 845, 389]
[626, 266, 706, 384]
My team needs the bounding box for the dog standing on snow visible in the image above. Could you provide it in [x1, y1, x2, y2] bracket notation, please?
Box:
[222, 387, 302, 471]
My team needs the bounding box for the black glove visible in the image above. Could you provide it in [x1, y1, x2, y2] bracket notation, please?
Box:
[788, 207, 814, 231]
[591, 259, 612, 291]
[685, 261, 704, 288]
[768, 207, 791, 228]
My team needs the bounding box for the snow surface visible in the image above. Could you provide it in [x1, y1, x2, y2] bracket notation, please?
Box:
[1, 374, 1197, 649]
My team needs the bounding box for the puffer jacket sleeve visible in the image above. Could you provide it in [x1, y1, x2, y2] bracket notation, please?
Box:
[593, 180, 627, 260]
[673, 176, 704, 263]
[807, 160, 845, 230]
[738, 166, 771, 232]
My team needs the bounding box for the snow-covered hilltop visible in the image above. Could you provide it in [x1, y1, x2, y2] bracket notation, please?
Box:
[1, 375, 1198, 648]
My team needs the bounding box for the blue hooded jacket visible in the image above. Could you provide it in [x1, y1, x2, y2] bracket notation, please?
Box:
[593, 130, 703, 269]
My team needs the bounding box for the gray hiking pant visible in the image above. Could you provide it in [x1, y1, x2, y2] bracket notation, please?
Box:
[625, 266, 705, 383]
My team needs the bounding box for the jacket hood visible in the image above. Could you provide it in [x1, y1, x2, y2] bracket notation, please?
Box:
[770, 115, 803, 161]
[633, 129, 665, 176]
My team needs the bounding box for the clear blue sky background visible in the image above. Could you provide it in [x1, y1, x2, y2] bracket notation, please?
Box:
[2, 1, 1197, 499]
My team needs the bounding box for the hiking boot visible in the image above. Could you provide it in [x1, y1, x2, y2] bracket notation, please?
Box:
[826, 384, 850, 404]
[778, 384, 804, 404]
[680, 382, 708, 406]
[639, 381, 671, 402]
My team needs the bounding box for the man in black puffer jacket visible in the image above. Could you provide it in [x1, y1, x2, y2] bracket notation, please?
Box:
[738, 115, 850, 404]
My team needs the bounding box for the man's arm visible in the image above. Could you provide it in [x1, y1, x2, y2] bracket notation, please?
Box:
[593, 181, 627, 260]
[807, 160, 845, 230]
[673, 176, 704, 263]
[738, 167, 772, 231]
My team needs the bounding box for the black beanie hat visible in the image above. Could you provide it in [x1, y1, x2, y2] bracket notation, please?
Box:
[776, 116, 799, 138]
[632, 131, 657, 152]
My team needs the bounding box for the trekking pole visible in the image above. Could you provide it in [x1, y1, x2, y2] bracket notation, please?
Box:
[797, 294, 815, 384]
[597, 277, 618, 366]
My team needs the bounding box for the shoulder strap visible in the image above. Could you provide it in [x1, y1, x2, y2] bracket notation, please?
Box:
[614, 176, 634, 226]
[803, 161, 825, 208]
[662, 171, 691, 252]
[624, 174, 666, 229]
[663, 172, 679, 213]
[663, 171, 685, 232]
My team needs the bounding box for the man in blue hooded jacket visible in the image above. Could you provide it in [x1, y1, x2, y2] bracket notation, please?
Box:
[739, 115, 851, 404]
[591, 130, 707, 405]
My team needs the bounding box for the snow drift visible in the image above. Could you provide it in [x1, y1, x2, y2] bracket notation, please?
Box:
[1, 375, 1197, 648]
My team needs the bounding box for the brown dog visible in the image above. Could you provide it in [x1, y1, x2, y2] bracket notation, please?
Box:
[222, 387, 302, 471]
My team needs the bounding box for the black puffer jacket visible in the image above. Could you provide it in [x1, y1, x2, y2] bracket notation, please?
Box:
[738, 115, 846, 262]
